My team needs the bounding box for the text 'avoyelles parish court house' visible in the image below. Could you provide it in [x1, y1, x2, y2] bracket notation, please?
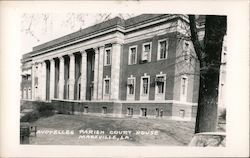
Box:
[21, 14, 200, 120]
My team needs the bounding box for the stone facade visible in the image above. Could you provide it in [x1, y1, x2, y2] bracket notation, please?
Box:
[21, 14, 200, 121]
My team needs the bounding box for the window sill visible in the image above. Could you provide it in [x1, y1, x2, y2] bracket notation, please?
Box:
[157, 58, 168, 61]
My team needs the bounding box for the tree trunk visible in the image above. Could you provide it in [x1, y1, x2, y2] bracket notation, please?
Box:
[189, 15, 227, 133]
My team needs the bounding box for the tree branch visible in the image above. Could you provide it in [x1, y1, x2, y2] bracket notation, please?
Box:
[188, 15, 204, 63]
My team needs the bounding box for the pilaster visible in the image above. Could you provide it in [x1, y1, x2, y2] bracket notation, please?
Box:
[97, 46, 104, 100]
[110, 43, 122, 100]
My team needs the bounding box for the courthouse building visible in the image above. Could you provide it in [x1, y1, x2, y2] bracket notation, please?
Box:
[21, 14, 200, 120]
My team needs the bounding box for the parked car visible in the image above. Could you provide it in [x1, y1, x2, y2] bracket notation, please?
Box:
[189, 132, 226, 147]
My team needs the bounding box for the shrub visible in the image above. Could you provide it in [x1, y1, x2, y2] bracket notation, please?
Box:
[36, 103, 55, 117]
[20, 111, 39, 122]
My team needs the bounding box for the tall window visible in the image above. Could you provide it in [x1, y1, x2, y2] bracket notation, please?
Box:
[183, 41, 190, 61]
[127, 78, 135, 95]
[104, 79, 110, 95]
[180, 76, 188, 101]
[181, 77, 187, 95]
[127, 76, 136, 100]
[155, 73, 166, 100]
[105, 48, 111, 66]
[128, 46, 137, 65]
[140, 74, 150, 100]
[142, 42, 152, 62]
[158, 39, 168, 60]
[142, 78, 149, 94]
[156, 76, 165, 94]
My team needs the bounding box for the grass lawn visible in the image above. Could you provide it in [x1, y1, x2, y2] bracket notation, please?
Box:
[29, 114, 195, 146]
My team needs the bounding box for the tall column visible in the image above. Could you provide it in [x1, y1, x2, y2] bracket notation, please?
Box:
[31, 63, 36, 100]
[50, 59, 55, 100]
[40, 61, 46, 101]
[93, 48, 99, 100]
[80, 51, 87, 101]
[69, 54, 75, 100]
[111, 43, 122, 100]
[97, 46, 104, 100]
[58, 56, 64, 99]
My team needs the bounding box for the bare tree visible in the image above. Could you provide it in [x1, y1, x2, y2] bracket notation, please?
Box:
[189, 15, 227, 133]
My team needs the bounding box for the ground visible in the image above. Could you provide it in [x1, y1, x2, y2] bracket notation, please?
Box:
[28, 114, 196, 146]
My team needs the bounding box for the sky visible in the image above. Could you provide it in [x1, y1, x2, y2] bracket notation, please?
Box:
[21, 13, 138, 55]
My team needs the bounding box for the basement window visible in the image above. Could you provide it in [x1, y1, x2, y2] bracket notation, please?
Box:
[102, 107, 107, 114]
[141, 108, 147, 117]
[127, 108, 133, 116]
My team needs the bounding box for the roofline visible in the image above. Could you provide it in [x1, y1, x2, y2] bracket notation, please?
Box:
[22, 14, 190, 60]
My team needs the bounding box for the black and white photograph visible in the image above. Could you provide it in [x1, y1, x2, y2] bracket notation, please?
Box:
[0, 1, 249, 157]
[20, 13, 227, 146]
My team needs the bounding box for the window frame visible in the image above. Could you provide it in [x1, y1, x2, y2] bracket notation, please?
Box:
[103, 76, 111, 100]
[126, 76, 136, 100]
[104, 47, 112, 66]
[142, 42, 152, 62]
[180, 75, 188, 102]
[183, 40, 191, 62]
[157, 38, 169, 60]
[140, 74, 150, 100]
[128, 45, 137, 65]
[155, 73, 166, 100]
[104, 78, 110, 95]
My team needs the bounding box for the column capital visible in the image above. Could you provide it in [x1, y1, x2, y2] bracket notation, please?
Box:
[68, 53, 75, 58]
[49, 58, 55, 63]
[94, 47, 99, 54]
[112, 39, 124, 45]
[80, 50, 87, 57]
[59, 56, 64, 60]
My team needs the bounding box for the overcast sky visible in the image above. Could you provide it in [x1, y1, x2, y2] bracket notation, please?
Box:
[21, 13, 138, 55]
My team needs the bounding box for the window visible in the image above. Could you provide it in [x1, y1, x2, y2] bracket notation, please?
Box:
[158, 39, 168, 60]
[128, 46, 137, 65]
[179, 110, 185, 118]
[141, 108, 147, 117]
[181, 77, 187, 95]
[104, 48, 111, 66]
[127, 76, 136, 100]
[127, 78, 135, 95]
[156, 108, 163, 117]
[156, 76, 165, 94]
[102, 107, 107, 114]
[183, 41, 191, 61]
[27, 75, 31, 80]
[142, 78, 149, 94]
[127, 108, 133, 116]
[155, 73, 166, 100]
[142, 42, 152, 62]
[84, 107, 88, 113]
[180, 76, 188, 101]
[104, 79, 110, 95]
[140, 74, 150, 100]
